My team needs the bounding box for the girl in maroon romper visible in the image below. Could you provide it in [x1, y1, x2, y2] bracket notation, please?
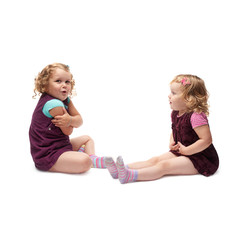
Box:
[105, 74, 219, 183]
[29, 63, 112, 173]
[170, 110, 219, 176]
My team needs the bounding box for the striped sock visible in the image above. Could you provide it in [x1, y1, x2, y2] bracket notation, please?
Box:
[78, 145, 85, 152]
[105, 157, 118, 179]
[90, 155, 106, 168]
[116, 156, 138, 184]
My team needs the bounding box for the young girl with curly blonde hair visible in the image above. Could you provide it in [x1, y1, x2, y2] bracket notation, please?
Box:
[29, 63, 111, 173]
[106, 74, 219, 183]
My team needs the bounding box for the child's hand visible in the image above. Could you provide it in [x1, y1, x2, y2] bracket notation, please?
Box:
[52, 107, 71, 127]
[177, 142, 189, 155]
[169, 142, 180, 151]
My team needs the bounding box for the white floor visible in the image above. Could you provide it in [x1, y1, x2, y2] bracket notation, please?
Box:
[1, 1, 240, 239]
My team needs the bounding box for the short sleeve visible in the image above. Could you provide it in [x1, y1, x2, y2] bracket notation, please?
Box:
[42, 99, 64, 118]
[190, 112, 208, 129]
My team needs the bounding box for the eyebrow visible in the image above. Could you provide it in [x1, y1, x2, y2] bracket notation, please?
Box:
[53, 75, 71, 80]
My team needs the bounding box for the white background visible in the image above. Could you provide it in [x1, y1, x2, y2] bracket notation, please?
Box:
[1, 0, 239, 239]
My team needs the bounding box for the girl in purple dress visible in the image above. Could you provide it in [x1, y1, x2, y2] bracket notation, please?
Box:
[106, 74, 219, 183]
[29, 63, 111, 173]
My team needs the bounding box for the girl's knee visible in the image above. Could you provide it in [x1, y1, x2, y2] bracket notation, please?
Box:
[83, 135, 93, 143]
[157, 161, 171, 171]
[81, 153, 92, 172]
[148, 156, 161, 165]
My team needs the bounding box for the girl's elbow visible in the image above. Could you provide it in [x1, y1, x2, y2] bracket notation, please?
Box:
[74, 122, 82, 128]
[68, 127, 74, 135]
[75, 116, 83, 128]
[62, 127, 73, 135]
[206, 137, 212, 147]
[66, 131, 73, 136]
[77, 119, 83, 128]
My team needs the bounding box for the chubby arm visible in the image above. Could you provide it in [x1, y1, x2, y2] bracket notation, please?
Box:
[51, 100, 83, 129]
[49, 107, 73, 136]
[67, 100, 83, 128]
[178, 125, 212, 155]
[169, 133, 179, 151]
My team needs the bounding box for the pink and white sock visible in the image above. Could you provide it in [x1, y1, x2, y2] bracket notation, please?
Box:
[90, 154, 106, 168]
[105, 157, 118, 179]
[78, 145, 85, 153]
[116, 156, 138, 184]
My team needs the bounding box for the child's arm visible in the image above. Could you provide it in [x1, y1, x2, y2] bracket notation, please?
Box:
[178, 125, 212, 155]
[68, 100, 83, 128]
[51, 100, 83, 128]
[49, 107, 73, 136]
[169, 133, 180, 151]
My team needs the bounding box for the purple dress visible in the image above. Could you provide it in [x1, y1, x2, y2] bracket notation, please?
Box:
[29, 93, 72, 171]
[170, 111, 219, 176]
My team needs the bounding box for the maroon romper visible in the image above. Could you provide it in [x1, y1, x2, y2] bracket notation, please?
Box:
[29, 93, 73, 171]
[170, 111, 219, 176]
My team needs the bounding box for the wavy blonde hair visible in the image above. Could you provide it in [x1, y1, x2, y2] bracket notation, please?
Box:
[33, 63, 75, 98]
[170, 74, 209, 116]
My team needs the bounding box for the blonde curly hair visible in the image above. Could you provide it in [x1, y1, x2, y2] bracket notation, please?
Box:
[170, 74, 209, 116]
[33, 63, 75, 98]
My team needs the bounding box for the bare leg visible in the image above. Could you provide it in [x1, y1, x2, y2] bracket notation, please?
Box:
[49, 151, 92, 174]
[70, 135, 107, 169]
[127, 152, 176, 169]
[70, 135, 95, 155]
[137, 156, 198, 181]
